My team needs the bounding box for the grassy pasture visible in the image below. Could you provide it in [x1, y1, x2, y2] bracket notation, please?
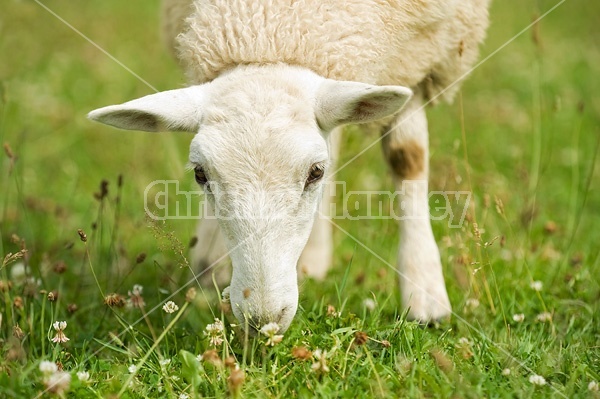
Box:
[1, 0, 599, 397]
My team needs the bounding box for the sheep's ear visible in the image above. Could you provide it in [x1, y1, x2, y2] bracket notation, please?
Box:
[315, 80, 412, 131]
[87, 85, 207, 133]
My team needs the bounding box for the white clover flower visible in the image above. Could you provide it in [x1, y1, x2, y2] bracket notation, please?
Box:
[512, 313, 525, 323]
[589, 381, 599, 392]
[196, 354, 204, 362]
[132, 284, 143, 295]
[502, 368, 511, 376]
[362, 298, 376, 311]
[45, 371, 71, 394]
[159, 358, 171, 367]
[179, 394, 190, 399]
[221, 286, 231, 303]
[529, 374, 547, 386]
[51, 321, 70, 343]
[127, 285, 146, 309]
[205, 318, 225, 346]
[311, 349, 329, 373]
[457, 337, 471, 346]
[76, 371, 90, 382]
[465, 298, 480, 310]
[530, 281, 543, 291]
[53, 321, 67, 331]
[162, 301, 179, 314]
[536, 312, 552, 322]
[128, 364, 137, 373]
[39, 360, 58, 375]
[260, 322, 283, 346]
[10, 262, 27, 285]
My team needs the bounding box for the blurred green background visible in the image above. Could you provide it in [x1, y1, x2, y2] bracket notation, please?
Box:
[1, 0, 599, 396]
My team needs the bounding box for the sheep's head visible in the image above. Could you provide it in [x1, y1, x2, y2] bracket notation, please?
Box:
[88, 65, 411, 333]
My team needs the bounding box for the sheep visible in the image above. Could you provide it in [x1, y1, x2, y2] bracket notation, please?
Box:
[88, 0, 490, 333]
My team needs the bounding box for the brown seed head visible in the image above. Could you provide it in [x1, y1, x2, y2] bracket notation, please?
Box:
[104, 293, 126, 308]
[326, 304, 337, 317]
[201, 349, 222, 366]
[53, 261, 67, 274]
[220, 302, 232, 313]
[77, 229, 87, 242]
[543, 221, 557, 235]
[47, 291, 58, 302]
[224, 355, 236, 369]
[291, 346, 312, 360]
[228, 367, 245, 395]
[0, 280, 13, 292]
[67, 303, 78, 314]
[381, 340, 391, 348]
[93, 179, 109, 201]
[354, 272, 365, 285]
[135, 253, 147, 264]
[354, 331, 368, 346]
[3, 142, 15, 159]
[13, 325, 24, 339]
[13, 296, 23, 310]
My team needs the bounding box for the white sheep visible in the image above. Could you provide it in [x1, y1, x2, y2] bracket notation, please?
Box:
[89, 0, 490, 333]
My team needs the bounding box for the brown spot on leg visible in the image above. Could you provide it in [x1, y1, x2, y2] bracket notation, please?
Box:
[383, 137, 425, 179]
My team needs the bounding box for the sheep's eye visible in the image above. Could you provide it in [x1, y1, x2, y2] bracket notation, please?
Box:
[194, 166, 208, 186]
[306, 164, 325, 186]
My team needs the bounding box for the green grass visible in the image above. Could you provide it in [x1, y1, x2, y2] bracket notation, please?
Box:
[1, 0, 599, 397]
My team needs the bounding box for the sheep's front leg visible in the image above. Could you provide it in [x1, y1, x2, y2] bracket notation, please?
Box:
[382, 92, 451, 321]
[298, 127, 342, 279]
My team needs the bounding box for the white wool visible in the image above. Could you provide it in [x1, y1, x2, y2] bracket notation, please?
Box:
[163, 0, 490, 103]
